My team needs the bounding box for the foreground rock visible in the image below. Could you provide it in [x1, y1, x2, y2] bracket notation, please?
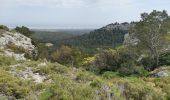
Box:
[3, 50, 26, 60]
[0, 30, 35, 60]
[155, 71, 169, 77]
[0, 31, 34, 50]
[10, 64, 47, 83]
[150, 67, 170, 77]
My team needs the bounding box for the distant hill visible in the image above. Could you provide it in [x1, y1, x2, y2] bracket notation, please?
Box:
[31, 29, 93, 43]
[58, 22, 132, 48]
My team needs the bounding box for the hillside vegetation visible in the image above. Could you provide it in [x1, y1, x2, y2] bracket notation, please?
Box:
[56, 23, 130, 49]
[0, 10, 170, 100]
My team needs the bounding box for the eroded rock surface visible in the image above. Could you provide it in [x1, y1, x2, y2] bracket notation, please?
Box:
[0, 31, 35, 60]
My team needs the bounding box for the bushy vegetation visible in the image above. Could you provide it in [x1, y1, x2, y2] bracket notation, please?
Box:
[0, 25, 9, 31]
[0, 51, 170, 99]
[15, 26, 33, 37]
[1, 10, 170, 99]
[58, 26, 127, 49]
[51, 45, 82, 66]
[0, 69, 31, 98]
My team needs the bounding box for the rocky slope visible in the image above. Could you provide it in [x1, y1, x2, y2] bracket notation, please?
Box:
[0, 27, 170, 100]
[0, 30, 35, 60]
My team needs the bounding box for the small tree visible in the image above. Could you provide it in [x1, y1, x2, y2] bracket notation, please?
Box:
[0, 25, 9, 31]
[51, 45, 82, 66]
[15, 26, 32, 37]
[133, 10, 170, 69]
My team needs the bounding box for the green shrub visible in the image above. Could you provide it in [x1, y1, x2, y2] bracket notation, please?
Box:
[0, 25, 9, 31]
[51, 45, 82, 66]
[102, 71, 119, 79]
[0, 55, 17, 66]
[43, 74, 95, 100]
[118, 62, 148, 76]
[159, 52, 170, 66]
[118, 62, 136, 76]
[52, 64, 69, 74]
[15, 26, 32, 37]
[90, 78, 103, 88]
[91, 47, 139, 74]
[76, 71, 95, 82]
[39, 90, 53, 100]
[115, 78, 166, 100]
[0, 69, 31, 99]
[141, 56, 155, 70]
[35, 66, 51, 75]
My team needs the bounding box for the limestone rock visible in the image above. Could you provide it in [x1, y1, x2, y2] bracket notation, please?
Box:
[4, 50, 26, 60]
[45, 43, 53, 47]
[0, 31, 36, 60]
[0, 31, 35, 51]
[123, 33, 139, 46]
[38, 62, 47, 67]
[155, 71, 169, 77]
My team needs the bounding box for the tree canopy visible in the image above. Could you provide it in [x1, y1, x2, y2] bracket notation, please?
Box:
[15, 26, 32, 37]
[133, 10, 170, 68]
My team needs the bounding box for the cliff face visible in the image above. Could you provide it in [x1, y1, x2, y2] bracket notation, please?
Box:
[102, 22, 131, 31]
[102, 22, 140, 46]
[0, 30, 35, 60]
[123, 33, 139, 46]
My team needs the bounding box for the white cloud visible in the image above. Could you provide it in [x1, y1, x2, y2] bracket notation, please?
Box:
[1, 0, 137, 8]
[1, 0, 170, 28]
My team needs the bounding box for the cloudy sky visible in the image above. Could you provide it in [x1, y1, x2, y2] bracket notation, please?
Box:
[0, 0, 170, 29]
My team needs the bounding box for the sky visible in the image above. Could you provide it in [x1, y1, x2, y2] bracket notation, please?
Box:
[0, 0, 170, 29]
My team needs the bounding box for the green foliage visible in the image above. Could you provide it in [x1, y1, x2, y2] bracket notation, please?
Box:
[159, 52, 170, 65]
[35, 62, 69, 75]
[51, 45, 82, 66]
[40, 74, 96, 100]
[15, 26, 32, 37]
[39, 90, 53, 100]
[0, 55, 17, 66]
[88, 47, 144, 76]
[1, 10, 170, 99]
[119, 65, 149, 76]
[90, 78, 103, 88]
[0, 69, 31, 99]
[102, 71, 119, 79]
[36, 43, 50, 59]
[62, 26, 128, 49]
[76, 71, 96, 82]
[0, 25, 9, 31]
[133, 10, 170, 68]
[94, 48, 118, 72]
[118, 62, 137, 76]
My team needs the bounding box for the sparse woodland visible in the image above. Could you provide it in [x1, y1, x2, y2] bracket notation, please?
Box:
[0, 10, 170, 100]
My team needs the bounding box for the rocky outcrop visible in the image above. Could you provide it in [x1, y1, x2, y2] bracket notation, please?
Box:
[45, 43, 53, 47]
[123, 33, 139, 46]
[3, 50, 26, 60]
[102, 22, 131, 31]
[150, 67, 170, 77]
[155, 71, 169, 77]
[10, 64, 47, 83]
[0, 30, 35, 60]
[0, 31, 34, 51]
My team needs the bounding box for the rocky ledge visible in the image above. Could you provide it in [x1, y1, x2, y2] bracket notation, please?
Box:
[0, 30, 35, 60]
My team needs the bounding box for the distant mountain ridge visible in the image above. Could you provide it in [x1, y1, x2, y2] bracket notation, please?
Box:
[57, 22, 132, 48]
[102, 22, 131, 31]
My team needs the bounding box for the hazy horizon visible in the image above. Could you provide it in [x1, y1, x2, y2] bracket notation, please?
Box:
[1, 0, 170, 29]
